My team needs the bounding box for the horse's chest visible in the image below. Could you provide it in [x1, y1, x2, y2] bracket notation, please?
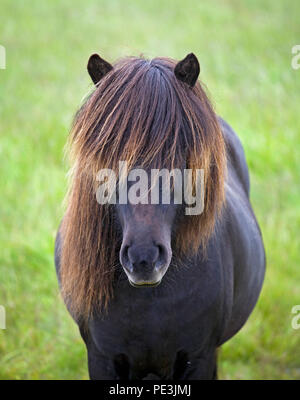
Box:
[90, 270, 223, 377]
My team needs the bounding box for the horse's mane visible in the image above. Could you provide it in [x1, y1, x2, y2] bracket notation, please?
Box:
[60, 56, 226, 319]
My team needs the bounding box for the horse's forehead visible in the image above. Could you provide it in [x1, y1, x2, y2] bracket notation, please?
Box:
[120, 203, 173, 226]
[130, 204, 158, 222]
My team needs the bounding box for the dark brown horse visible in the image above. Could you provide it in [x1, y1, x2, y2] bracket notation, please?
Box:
[55, 53, 265, 379]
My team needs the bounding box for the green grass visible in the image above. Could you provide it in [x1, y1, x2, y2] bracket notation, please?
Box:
[0, 0, 299, 379]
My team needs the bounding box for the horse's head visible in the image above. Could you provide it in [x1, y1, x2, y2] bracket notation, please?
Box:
[60, 53, 226, 317]
[88, 53, 202, 287]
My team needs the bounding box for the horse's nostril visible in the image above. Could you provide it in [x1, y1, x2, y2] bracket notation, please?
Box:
[156, 244, 167, 264]
[124, 246, 129, 259]
[120, 245, 130, 267]
[157, 244, 164, 258]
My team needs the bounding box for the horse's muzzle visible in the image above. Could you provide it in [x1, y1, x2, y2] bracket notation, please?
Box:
[120, 242, 171, 286]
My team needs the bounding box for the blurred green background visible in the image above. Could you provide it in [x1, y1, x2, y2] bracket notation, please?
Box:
[0, 0, 300, 379]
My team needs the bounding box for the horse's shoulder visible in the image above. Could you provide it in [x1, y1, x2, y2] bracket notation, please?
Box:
[218, 116, 250, 197]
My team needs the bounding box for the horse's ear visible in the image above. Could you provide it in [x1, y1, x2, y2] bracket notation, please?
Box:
[87, 54, 113, 84]
[174, 53, 200, 87]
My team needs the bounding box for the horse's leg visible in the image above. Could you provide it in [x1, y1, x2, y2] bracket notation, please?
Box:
[176, 349, 218, 380]
[79, 326, 118, 380]
[212, 349, 218, 380]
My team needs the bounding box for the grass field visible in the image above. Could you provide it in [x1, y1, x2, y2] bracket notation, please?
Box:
[0, 0, 299, 379]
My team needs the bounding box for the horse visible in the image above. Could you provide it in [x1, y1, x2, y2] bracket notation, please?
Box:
[55, 53, 265, 380]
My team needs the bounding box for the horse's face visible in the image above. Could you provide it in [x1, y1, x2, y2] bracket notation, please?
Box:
[117, 201, 177, 287]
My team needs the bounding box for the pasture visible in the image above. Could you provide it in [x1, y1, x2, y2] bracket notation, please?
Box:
[0, 0, 299, 379]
